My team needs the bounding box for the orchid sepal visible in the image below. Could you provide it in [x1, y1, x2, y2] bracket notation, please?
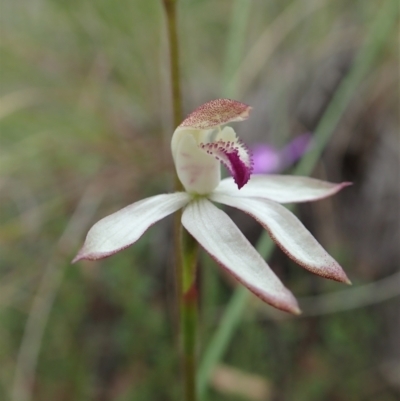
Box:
[179, 98, 251, 130]
[182, 198, 301, 314]
[214, 175, 352, 203]
[72, 193, 191, 263]
[210, 193, 351, 284]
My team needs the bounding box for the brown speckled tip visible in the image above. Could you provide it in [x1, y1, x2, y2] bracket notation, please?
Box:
[179, 99, 251, 130]
[71, 244, 130, 264]
[200, 249, 302, 315]
[71, 254, 81, 264]
[292, 306, 302, 315]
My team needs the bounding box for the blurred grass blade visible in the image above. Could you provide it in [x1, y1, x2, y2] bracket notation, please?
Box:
[222, 0, 252, 98]
[198, 0, 399, 398]
[12, 183, 104, 401]
[236, 0, 329, 97]
[295, 0, 399, 176]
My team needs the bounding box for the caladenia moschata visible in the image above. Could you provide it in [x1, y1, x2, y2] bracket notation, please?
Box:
[73, 98, 351, 314]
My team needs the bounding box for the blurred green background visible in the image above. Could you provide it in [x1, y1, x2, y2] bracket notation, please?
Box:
[1, 0, 399, 400]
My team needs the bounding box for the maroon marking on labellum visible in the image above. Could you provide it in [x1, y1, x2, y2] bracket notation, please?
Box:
[200, 139, 253, 189]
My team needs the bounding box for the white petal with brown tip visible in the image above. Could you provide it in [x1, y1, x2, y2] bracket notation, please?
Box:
[210, 193, 350, 284]
[73, 193, 190, 262]
[215, 175, 352, 203]
[181, 198, 300, 314]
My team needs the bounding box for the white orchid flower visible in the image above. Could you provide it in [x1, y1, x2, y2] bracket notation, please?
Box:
[73, 99, 351, 314]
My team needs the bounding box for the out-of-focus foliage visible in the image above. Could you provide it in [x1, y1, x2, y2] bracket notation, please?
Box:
[1, 0, 399, 400]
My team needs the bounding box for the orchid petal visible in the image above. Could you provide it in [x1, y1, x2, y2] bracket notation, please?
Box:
[182, 198, 300, 314]
[210, 193, 350, 284]
[73, 192, 191, 262]
[214, 175, 351, 203]
[179, 99, 251, 130]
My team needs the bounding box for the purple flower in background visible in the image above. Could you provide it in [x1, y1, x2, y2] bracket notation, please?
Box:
[252, 133, 312, 174]
[252, 145, 281, 174]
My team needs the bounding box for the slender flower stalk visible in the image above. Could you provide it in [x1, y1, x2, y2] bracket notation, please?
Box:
[163, 1, 199, 399]
[181, 230, 199, 400]
[163, 0, 183, 132]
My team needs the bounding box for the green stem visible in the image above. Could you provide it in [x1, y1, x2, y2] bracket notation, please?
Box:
[162, 1, 199, 399]
[182, 286, 197, 400]
[181, 229, 199, 401]
[162, 0, 183, 318]
[162, 0, 183, 132]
